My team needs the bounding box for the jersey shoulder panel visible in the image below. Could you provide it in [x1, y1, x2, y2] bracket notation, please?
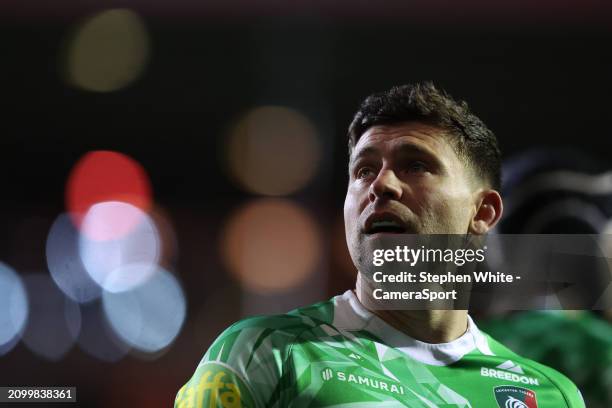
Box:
[175, 297, 336, 408]
[204, 296, 335, 364]
[286, 296, 335, 325]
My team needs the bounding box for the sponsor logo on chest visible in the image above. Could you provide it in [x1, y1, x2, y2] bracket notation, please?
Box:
[481, 360, 539, 386]
[321, 368, 405, 395]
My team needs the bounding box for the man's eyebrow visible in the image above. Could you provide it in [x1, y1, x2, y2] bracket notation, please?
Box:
[350, 146, 380, 165]
[394, 143, 434, 157]
[353, 143, 440, 161]
[395, 142, 447, 170]
[350, 141, 448, 171]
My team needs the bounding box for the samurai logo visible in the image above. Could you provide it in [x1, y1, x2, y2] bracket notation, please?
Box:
[494, 385, 538, 408]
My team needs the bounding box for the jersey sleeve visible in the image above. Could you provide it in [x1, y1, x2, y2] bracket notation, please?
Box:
[533, 361, 586, 408]
[174, 316, 300, 408]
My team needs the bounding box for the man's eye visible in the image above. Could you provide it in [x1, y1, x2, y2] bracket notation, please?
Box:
[356, 167, 375, 179]
[407, 161, 428, 173]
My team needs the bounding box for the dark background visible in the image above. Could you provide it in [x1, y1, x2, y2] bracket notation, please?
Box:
[1, 2, 612, 406]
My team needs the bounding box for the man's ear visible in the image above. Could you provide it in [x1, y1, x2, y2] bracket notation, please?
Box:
[469, 190, 503, 234]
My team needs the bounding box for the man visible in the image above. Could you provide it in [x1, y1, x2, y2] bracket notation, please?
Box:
[175, 83, 585, 407]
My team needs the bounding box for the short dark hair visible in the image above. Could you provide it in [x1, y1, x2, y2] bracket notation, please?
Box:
[348, 82, 501, 190]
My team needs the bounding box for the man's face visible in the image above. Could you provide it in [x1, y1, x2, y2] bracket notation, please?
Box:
[344, 121, 480, 270]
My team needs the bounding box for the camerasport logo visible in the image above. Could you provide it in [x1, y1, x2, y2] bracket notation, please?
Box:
[494, 386, 538, 408]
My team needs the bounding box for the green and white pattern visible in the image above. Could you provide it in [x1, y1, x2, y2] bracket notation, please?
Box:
[176, 291, 584, 407]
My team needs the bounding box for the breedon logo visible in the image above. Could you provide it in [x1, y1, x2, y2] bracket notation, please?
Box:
[481, 360, 539, 386]
[494, 386, 538, 408]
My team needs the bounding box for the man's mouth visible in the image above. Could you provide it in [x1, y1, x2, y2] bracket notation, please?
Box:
[364, 213, 409, 234]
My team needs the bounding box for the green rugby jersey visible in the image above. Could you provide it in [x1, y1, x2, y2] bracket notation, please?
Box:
[175, 290, 584, 407]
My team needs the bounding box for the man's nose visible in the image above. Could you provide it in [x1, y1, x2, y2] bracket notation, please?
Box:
[369, 169, 402, 202]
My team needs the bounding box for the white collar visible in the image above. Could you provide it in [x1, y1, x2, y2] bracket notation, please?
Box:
[332, 290, 493, 366]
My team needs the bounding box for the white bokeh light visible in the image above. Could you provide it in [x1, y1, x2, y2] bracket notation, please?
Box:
[0, 262, 28, 354]
[79, 201, 160, 293]
[46, 214, 102, 303]
[102, 268, 186, 353]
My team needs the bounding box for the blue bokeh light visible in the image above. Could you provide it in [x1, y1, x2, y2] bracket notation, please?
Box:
[102, 268, 186, 353]
[0, 262, 28, 355]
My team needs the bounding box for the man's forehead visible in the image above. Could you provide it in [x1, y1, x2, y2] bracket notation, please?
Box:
[352, 122, 453, 157]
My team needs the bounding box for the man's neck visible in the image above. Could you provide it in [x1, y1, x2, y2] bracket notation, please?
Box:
[355, 274, 468, 344]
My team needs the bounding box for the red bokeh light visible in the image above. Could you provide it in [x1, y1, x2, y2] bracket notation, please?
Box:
[65, 150, 152, 232]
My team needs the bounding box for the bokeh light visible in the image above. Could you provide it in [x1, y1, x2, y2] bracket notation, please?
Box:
[66, 150, 152, 231]
[102, 268, 186, 353]
[79, 201, 160, 293]
[46, 213, 102, 303]
[221, 199, 321, 294]
[0, 334, 21, 356]
[64, 9, 150, 93]
[0, 262, 28, 354]
[77, 301, 130, 362]
[149, 206, 179, 270]
[21, 274, 81, 361]
[226, 106, 321, 196]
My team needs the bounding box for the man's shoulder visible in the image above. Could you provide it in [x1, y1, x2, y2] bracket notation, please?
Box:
[481, 330, 585, 406]
[203, 296, 337, 360]
[483, 330, 573, 379]
[174, 297, 339, 408]
[227, 296, 334, 334]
